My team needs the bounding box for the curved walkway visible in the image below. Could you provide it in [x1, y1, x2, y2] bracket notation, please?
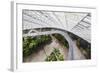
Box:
[23, 36, 68, 62]
[23, 29, 86, 60]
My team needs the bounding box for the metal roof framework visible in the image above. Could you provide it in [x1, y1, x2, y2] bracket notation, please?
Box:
[22, 10, 91, 43]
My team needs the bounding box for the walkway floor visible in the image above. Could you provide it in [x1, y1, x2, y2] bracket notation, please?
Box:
[72, 41, 86, 60]
[23, 36, 68, 62]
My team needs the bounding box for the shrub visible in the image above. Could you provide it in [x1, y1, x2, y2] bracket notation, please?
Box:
[45, 48, 64, 61]
[23, 35, 52, 57]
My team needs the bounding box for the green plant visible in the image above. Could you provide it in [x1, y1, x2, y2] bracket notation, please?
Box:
[23, 35, 52, 57]
[45, 48, 64, 61]
[53, 34, 69, 48]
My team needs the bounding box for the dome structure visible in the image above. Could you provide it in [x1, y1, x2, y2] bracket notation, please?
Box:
[22, 10, 91, 43]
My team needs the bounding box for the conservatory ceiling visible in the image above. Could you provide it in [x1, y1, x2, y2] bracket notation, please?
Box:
[22, 10, 91, 43]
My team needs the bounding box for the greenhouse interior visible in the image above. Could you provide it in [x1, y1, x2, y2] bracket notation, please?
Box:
[22, 10, 91, 62]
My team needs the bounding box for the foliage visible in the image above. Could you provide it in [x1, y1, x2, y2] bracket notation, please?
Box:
[76, 38, 91, 59]
[53, 34, 69, 48]
[45, 48, 64, 61]
[23, 35, 52, 57]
